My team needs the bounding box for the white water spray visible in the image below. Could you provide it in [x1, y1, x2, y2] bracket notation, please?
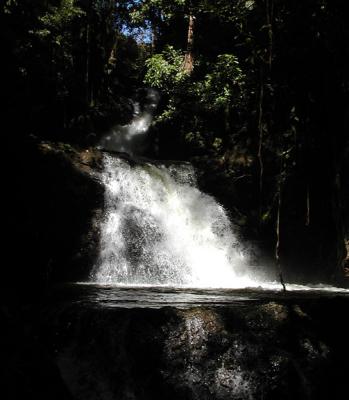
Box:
[92, 89, 348, 292]
[92, 155, 257, 288]
[94, 89, 260, 288]
[99, 89, 159, 155]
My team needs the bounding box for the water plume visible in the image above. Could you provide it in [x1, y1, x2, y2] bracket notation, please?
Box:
[99, 89, 159, 155]
[92, 155, 256, 288]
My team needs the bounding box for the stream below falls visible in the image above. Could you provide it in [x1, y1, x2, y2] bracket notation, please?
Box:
[39, 284, 349, 400]
[34, 89, 349, 400]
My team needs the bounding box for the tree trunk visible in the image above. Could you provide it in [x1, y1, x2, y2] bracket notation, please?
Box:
[276, 166, 286, 292]
[258, 67, 264, 222]
[266, 0, 274, 72]
[85, 0, 94, 107]
[151, 23, 157, 54]
[85, 19, 90, 106]
[183, 13, 195, 73]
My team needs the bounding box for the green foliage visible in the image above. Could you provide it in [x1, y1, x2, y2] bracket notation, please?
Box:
[1, 0, 148, 138]
[143, 50, 246, 157]
[2, 0, 17, 13]
[36, 0, 84, 41]
[195, 54, 245, 111]
[32, 0, 85, 83]
[131, 0, 187, 24]
[144, 46, 189, 92]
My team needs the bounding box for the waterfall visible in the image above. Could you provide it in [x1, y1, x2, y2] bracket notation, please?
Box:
[92, 154, 256, 288]
[93, 88, 258, 288]
[99, 89, 160, 155]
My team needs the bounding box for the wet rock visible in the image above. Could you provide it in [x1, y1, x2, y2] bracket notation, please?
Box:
[37, 297, 349, 400]
[3, 139, 104, 302]
[0, 307, 73, 400]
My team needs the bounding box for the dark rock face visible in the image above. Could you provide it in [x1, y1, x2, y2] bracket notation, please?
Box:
[34, 142, 104, 283]
[39, 297, 349, 400]
[3, 140, 104, 302]
[0, 306, 73, 400]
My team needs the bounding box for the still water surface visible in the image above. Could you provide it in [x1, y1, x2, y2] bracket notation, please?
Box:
[52, 283, 349, 309]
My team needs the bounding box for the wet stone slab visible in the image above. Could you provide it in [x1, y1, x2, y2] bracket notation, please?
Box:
[38, 287, 349, 400]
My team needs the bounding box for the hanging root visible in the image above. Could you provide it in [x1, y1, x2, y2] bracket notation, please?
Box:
[276, 181, 287, 292]
[278, 263, 287, 292]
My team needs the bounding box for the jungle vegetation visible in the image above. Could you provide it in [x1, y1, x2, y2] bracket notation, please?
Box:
[2, 0, 348, 284]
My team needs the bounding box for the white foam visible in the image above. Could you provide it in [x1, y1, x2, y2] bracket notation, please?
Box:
[99, 89, 159, 155]
[91, 155, 257, 288]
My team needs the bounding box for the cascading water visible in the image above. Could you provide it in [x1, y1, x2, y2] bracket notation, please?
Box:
[90, 90, 347, 291]
[93, 88, 259, 288]
[92, 155, 256, 287]
[99, 89, 160, 155]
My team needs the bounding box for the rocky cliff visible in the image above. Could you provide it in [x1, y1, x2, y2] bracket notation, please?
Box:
[3, 139, 104, 302]
[36, 295, 349, 400]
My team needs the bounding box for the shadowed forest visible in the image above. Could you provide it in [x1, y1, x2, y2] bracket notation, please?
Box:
[1, 2, 349, 399]
[2, 0, 348, 290]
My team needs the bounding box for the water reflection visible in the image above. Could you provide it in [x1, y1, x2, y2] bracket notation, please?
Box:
[51, 283, 349, 310]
